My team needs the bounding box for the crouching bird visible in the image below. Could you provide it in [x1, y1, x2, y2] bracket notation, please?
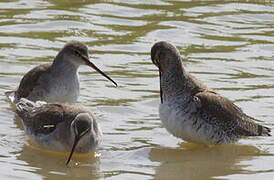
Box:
[15, 98, 102, 165]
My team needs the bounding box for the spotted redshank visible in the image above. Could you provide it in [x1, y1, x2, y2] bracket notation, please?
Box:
[151, 41, 271, 144]
[15, 98, 102, 165]
[5, 40, 117, 103]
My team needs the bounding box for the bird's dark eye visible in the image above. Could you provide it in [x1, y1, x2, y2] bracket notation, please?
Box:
[155, 58, 160, 65]
[153, 51, 161, 65]
[74, 50, 81, 57]
[153, 57, 160, 67]
[71, 48, 82, 57]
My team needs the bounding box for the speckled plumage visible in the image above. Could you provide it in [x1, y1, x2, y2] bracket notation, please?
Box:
[151, 41, 271, 144]
[15, 98, 102, 164]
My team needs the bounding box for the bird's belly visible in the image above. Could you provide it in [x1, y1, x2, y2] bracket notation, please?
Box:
[159, 102, 219, 144]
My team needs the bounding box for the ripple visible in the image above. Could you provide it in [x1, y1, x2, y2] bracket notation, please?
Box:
[0, 0, 274, 180]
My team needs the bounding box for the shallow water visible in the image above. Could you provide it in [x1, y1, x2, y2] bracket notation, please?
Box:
[0, 0, 274, 179]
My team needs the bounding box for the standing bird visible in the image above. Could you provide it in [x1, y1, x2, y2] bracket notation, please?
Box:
[5, 40, 117, 103]
[151, 41, 271, 144]
[15, 98, 102, 165]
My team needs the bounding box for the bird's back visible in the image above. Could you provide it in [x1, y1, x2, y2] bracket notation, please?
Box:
[15, 63, 52, 102]
[16, 99, 91, 134]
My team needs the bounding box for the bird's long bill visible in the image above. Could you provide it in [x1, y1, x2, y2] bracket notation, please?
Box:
[66, 135, 80, 166]
[159, 70, 163, 104]
[82, 56, 117, 87]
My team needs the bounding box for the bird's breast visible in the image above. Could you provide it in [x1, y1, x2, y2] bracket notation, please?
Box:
[46, 74, 80, 103]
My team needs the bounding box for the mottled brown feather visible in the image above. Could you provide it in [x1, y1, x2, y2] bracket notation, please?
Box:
[20, 103, 90, 135]
[185, 73, 210, 95]
[195, 91, 270, 137]
[16, 63, 51, 99]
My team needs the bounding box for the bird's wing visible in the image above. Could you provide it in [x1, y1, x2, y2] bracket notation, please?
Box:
[23, 103, 65, 136]
[183, 70, 212, 95]
[16, 63, 51, 101]
[195, 91, 270, 136]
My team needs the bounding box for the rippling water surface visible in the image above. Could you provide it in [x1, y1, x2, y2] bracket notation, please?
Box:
[0, 0, 274, 179]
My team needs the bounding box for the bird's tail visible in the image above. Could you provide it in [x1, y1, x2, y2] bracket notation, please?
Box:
[246, 115, 271, 136]
[15, 98, 46, 119]
[5, 90, 17, 104]
[258, 124, 271, 136]
[238, 115, 271, 137]
[16, 98, 36, 119]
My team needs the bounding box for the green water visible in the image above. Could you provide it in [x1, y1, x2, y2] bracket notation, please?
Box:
[0, 0, 274, 179]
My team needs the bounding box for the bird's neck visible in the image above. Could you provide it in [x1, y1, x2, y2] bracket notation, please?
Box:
[51, 54, 79, 75]
[161, 63, 190, 101]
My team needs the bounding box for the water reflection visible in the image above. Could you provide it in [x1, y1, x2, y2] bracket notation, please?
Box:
[17, 144, 101, 180]
[0, 0, 274, 179]
[150, 143, 264, 180]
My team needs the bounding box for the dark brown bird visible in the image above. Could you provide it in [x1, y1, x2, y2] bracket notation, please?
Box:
[15, 98, 102, 165]
[5, 40, 117, 103]
[151, 41, 271, 144]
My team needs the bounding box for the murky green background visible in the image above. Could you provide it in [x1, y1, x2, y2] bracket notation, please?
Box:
[0, 0, 274, 179]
